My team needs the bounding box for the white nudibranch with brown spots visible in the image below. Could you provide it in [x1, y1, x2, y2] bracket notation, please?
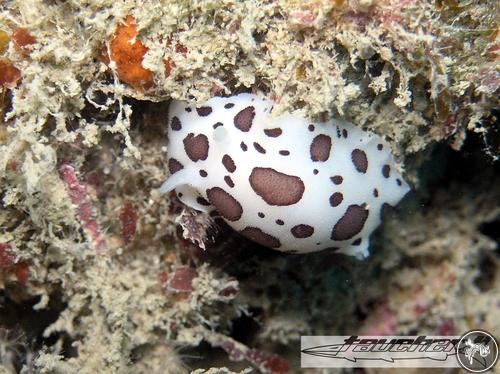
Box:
[160, 93, 410, 258]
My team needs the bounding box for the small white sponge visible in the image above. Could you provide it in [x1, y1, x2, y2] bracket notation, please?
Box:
[161, 93, 410, 257]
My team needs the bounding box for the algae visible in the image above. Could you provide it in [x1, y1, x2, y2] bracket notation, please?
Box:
[0, 0, 498, 373]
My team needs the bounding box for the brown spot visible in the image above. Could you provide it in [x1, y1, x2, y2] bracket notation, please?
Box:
[196, 106, 212, 116]
[310, 134, 332, 162]
[185, 107, 192, 112]
[377, 143, 383, 150]
[197, 197, 211, 206]
[206, 187, 243, 221]
[249, 167, 305, 206]
[254, 142, 266, 154]
[329, 192, 343, 207]
[336, 127, 342, 138]
[224, 175, 235, 188]
[308, 124, 315, 131]
[331, 204, 369, 241]
[351, 149, 368, 173]
[291, 224, 314, 238]
[168, 158, 183, 174]
[213, 122, 223, 129]
[276, 219, 284, 225]
[279, 150, 290, 156]
[330, 175, 343, 185]
[224, 103, 234, 109]
[199, 170, 208, 177]
[183, 133, 209, 162]
[380, 202, 394, 220]
[342, 129, 348, 138]
[396, 178, 402, 186]
[382, 165, 391, 178]
[373, 188, 379, 197]
[324, 247, 340, 252]
[222, 154, 236, 173]
[352, 238, 362, 246]
[258, 212, 265, 218]
[234, 106, 255, 132]
[240, 142, 248, 151]
[170, 116, 182, 131]
[240, 227, 281, 248]
[313, 169, 319, 175]
[264, 128, 282, 137]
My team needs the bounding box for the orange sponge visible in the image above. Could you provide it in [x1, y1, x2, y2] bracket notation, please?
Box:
[12, 27, 37, 56]
[0, 58, 21, 88]
[108, 15, 153, 89]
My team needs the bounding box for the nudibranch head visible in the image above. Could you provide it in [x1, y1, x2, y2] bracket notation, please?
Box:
[161, 93, 410, 257]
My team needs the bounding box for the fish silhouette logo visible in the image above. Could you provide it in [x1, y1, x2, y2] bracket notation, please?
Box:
[456, 330, 498, 372]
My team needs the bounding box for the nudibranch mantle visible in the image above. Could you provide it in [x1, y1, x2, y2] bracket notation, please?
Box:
[161, 93, 410, 257]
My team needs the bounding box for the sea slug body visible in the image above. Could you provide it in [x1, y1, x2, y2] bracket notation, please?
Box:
[161, 93, 410, 257]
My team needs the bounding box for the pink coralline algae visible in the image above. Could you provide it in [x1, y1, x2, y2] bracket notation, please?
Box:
[119, 201, 138, 245]
[60, 164, 105, 249]
[161, 266, 198, 293]
[204, 331, 290, 374]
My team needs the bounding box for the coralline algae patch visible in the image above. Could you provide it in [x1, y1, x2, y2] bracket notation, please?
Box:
[0, 27, 37, 89]
[161, 94, 410, 257]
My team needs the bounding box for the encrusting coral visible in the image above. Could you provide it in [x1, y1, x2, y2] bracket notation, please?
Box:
[0, 0, 498, 373]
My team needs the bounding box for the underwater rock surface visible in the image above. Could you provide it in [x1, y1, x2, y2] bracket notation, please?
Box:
[0, 0, 497, 373]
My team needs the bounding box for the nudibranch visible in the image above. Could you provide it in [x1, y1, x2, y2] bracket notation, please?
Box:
[160, 93, 410, 257]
